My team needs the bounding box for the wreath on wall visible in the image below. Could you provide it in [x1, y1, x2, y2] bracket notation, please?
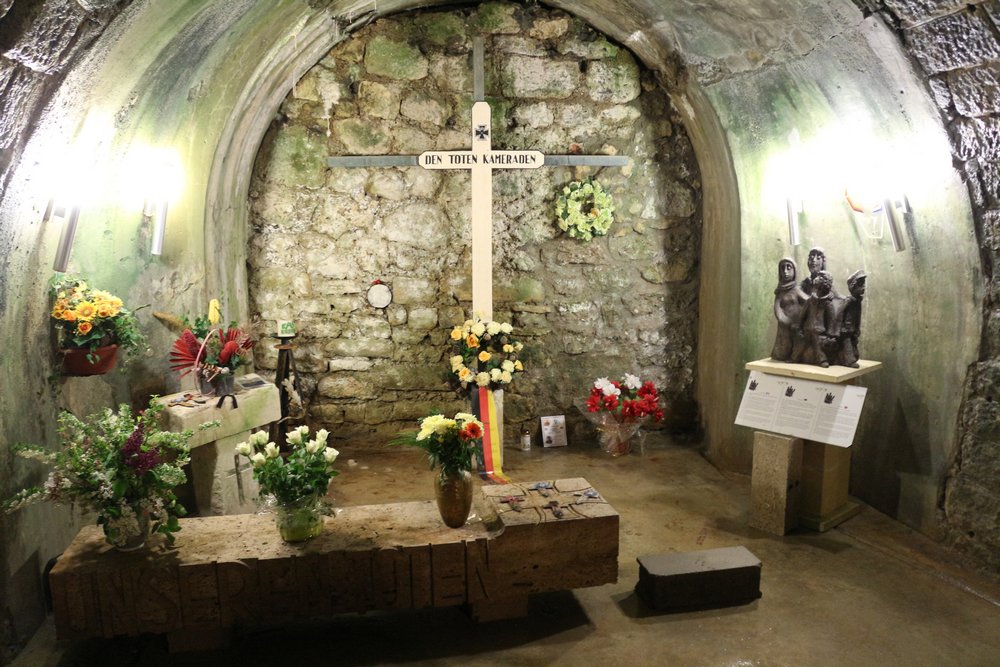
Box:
[555, 178, 616, 241]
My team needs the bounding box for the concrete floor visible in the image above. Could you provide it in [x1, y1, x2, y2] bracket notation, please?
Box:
[12, 434, 1000, 666]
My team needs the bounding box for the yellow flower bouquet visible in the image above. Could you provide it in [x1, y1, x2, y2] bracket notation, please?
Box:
[50, 275, 146, 369]
[448, 314, 525, 390]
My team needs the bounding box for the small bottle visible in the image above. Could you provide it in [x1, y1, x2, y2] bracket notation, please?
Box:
[520, 428, 532, 451]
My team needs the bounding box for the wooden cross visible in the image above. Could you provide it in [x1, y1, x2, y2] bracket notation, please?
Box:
[327, 38, 628, 320]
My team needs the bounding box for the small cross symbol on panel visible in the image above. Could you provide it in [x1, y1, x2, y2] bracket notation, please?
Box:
[475, 124, 489, 141]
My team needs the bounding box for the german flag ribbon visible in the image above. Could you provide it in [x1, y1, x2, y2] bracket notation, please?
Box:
[476, 386, 510, 484]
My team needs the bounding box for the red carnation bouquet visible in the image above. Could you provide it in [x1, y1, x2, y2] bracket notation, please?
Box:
[583, 373, 664, 456]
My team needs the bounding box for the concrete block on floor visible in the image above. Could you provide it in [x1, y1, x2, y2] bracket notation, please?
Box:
[635, 546, 762, 612]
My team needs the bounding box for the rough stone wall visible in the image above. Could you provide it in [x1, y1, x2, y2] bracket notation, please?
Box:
[248, 2, 702, 448]
[857, 0, 1000, 571]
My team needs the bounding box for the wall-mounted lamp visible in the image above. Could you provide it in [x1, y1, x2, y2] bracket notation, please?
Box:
[133, 148, 183, 257]
[786, 198, 801, 246]
[882, 197, 906, 253]
[846, 188, 906, 253]
[144, 199, 169, 255]
[44, 200, 81, 272]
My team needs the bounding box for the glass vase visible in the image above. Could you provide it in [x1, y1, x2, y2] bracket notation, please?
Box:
[101, 510, 150, 552]
[434, 470, 473, 528]
[274, 496, 324, 542]
[596, 418, 647, 456]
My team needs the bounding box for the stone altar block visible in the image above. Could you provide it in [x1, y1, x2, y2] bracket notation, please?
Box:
[155, 374, 279, 516]
[48, 478, 618, 650]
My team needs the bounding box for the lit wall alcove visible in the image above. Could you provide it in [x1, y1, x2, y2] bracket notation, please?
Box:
[245, 3, 703, 447]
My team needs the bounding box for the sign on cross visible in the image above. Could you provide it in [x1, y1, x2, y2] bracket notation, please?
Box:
[327, 38, 629, 320]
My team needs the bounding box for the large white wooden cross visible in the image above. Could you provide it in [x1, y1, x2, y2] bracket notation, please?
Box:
[327, 38, 629, 320]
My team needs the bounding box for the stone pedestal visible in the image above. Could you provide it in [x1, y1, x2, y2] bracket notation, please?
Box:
[744, 359, 881, 533]
[155, 374, 280, 516]
[799, 440, 860, 531]
[750, 432, 802, 535]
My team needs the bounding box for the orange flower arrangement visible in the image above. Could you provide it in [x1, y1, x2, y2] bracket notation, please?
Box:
[50, 275, 146, 362]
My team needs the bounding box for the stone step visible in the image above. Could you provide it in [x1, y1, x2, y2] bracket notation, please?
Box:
[635, 546, 761, 611]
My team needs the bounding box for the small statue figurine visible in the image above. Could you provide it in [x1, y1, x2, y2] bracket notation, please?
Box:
[797, 270, 839, 368]
[771, 258, 807, 362]
[836, 270, 866, 368]
[800, 247, 828, 296]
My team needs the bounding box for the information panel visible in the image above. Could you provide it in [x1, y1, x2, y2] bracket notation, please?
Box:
[735, 371, 868, 447]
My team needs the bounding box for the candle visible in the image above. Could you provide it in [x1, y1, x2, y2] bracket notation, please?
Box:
[277, 320, 297, 338]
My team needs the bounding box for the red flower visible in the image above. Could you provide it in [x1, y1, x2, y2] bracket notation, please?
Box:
[218, 340, 240, 366]
[460, 422, 483, 441]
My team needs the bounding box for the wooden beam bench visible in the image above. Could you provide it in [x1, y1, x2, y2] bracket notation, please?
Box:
[49, 477, 618, 651]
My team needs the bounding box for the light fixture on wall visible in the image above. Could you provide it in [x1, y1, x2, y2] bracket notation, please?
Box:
[785, 129, 803, 246]
[133, 148, 183, 256]
[45, 200, 81, 272]
[846, 189, 906, 253]
[144, 199, 169, 255]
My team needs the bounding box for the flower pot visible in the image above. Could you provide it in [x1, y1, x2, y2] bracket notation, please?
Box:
[434, 470, 473, 528]
[59, 345, 119, 376]
[274, 496, 324, 542]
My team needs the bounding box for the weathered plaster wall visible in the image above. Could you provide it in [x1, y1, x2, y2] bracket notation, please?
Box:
[247, 4, 702, 447]
[854, 0, 1000, 570]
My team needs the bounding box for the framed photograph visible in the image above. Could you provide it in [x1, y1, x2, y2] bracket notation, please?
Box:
[540, 415, 568, 447]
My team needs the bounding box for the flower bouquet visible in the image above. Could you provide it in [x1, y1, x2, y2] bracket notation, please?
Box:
[168, 299, 255, 396]
[583, 374, 664, 456]
[49, 275, 147, 374]
[235, 426, 339, 542]
[391, 413, 484, 527]
[448, 315, 525, 390]
[3, 400, 214, 549]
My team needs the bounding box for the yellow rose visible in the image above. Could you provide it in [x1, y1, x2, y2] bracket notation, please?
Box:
[466, 334, 480, 349]
[478, 351, 491, 363]
[514, 360, 523, 371]
[76, 321, 93, 335]
[450, 327, 462, 340]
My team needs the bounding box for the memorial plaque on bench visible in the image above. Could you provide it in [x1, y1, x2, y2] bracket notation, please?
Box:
[49, 478, 618, 648]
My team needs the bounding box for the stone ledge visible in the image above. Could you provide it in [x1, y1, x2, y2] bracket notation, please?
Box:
[154, 374, 280, 448]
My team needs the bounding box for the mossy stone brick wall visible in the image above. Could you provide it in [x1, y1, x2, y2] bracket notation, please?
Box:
[247, 2, 703, 448]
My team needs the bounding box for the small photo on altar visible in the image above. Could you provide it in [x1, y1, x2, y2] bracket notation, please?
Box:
[541, 415, 568, 447]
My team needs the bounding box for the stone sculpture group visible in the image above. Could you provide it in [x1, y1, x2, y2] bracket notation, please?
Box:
[771, 247, 866, 368]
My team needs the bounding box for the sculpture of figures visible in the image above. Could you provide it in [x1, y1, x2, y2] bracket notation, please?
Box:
[797, 270, 839, 368]
[771, 258, 807, 361]
[836, 270, 866, 368]
[800, 247, 827, 296]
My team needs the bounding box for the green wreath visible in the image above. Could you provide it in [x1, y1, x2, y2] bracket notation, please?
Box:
[555, 178, 616, 241]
